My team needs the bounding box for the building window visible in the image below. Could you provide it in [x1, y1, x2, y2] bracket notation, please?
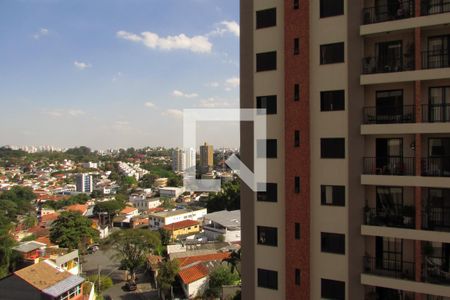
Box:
[295, 269, 301, 285]
[257, 139, 277, 158]
[257, 268, 278, 290]
[320, 90, 345, 111]
[294, 130, 300, 147]
[321, 232, 345, 254]
[321, 278, 345, 300]
[256, 51, 277, 72]
[256, 95, 277, 114]
[294, 38, 300, 55]
[295, 223, 300, 239]
[320, 42, 344, 64]
[294, 0, 299, 9]
[256, 8, 277, 29]
[294, 176, 300, 193]
[257, 183, 278, 202]
[257, 226, 278, 246]
[321, 138, 345, 158]
[321, 185, 345, 206]
[320, 0, 344, 18]
[294, 84, 300, 101]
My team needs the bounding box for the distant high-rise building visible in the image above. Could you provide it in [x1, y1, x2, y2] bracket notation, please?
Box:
[76, 174, 93, 193]
[172, 148, 196, 172]
[185, 147, 196, 172]
[199, 143, 213, 174]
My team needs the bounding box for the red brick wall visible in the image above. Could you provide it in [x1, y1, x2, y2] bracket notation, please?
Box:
[284, 1, 310, 299]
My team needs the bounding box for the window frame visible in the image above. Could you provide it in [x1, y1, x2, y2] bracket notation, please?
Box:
[321, 232, 345, 254]
[320, 90, 345, 111]
[256, 51, 277, 72]
[320, 42, 345, 65]
[321, 185, 345, 206]
[256, 8, 277, 29]
[320, 138, 345, 159]
[257, 226, 278, 247]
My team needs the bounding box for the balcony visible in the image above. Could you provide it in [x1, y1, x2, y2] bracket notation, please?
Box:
[362, 0, 415, 25]
[422, 50, 450, 70]
[422, 157, 450, 177]
[423, 256, 450, 285]
[422, 104, 450, 123]
[363, 105, 416, 124]
[363, 256, 416, 281]
[421, 0, 450, 16]
[364, 207, 415, 229]
[362, 54, 415, 75]
[363, 157, 416, 176]
[422, 209, 450, 232]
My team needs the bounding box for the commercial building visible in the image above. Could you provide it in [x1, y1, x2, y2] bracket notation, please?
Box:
[148, 208, 207, 230]
[200, 142, 214, 174]
[75, 173, 93, 193]
[241, 1, 450, 299]
[159, 186, 185, 199]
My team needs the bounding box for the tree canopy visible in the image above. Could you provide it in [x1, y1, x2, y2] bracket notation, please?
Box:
[206, 180, 240, 213]
[157, 259, 180, 297]
[205, 265, 240, 297]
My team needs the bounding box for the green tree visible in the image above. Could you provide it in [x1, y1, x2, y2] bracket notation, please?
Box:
[90, 190, 104, 199]
[168, 175, 183, 187]
[206, 180, 240, 213]
[205, 265, 240, 298]
[223, 249, 241, 275]
[93, 200, 124, 223]
[158, 228, 171, 246]
[86, 274, 113, 293]
[0, 219, 18, 278]
[104, 229, 161, 283]
[139, 173, 157, 188]
[157, 259, 179, 299]
[50, 211, 99, 250]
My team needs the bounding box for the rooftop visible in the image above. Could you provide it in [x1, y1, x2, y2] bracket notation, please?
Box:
[12, 241, 46, 253]
[14, 261, 72, 290]
[120, 206, 138, 214]
[177, 252, 230, 268]
[65, 204, 88, 214]
[178, 263, 209, 284]
[205, 210, 241, 228]
[163, 219, 199, 231]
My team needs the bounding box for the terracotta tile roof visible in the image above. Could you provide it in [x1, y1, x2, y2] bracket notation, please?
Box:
[14, 261, 72, 291]
[66, 204, 88, 214]
[35, 236, 55, 247]
[163, 220, 199, 231]
[178, 263, 209, 284]
[40, 213, 60, 223]
[120, 206, 138, 214]
[177, 252, 231, 268]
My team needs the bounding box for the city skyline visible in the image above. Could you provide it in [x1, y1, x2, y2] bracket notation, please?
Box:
[0, 0, 240, 150]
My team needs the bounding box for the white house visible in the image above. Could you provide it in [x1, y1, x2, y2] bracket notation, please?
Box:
[203, 210, 241, 242]
[148, 208, 207, 230]
[179, 264, 209, 299]
[159, 187, 185, 199]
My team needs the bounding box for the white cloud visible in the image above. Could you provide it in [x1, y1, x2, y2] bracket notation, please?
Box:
[117, 30, 212, 54]
[172, 90, 198, 98]
[43, 108, 85, 118]
[74, 61, 92, 70]
[206, 82, 220, 88]
[225, 77, 240, 90]
[112, 72, 123, 82]
[197, 97, 236, 108]
[209, 21, 240, 37]
[144, 102, 156, 108]
[161, 109, 183, 119]
[33, 28, 49, 39]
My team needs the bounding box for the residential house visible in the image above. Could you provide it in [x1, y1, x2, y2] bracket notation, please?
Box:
[203, 210, 240, 242]
[163, 220, 201, 240]
[159, 187, 185, 199]
[148, 208, 207, 230]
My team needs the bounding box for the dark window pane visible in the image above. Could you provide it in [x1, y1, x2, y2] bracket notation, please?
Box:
[258, 269, 278, 290]
[321, 185, 345, 206]
[295, 269, 301, 285]
[321, 278, 345, 300]
[257, 51, 277, 72]
[256, 95, 277, 114]
[294, 130, 300, 147]
[320, 42, 344, 64]
[256, 8, 277, 29]
[321, 90, 345, 111]
[257, 226, 278, 246]
[321, 138, 345, 158]
[294, 84, 300, 101]
[295, 176, 300, 193]
[257, 139, 277, 158]
[320, 0, 344, 18]
[295, 223, 301, 239]
[257, 183, 278, 202]
[294, 0, 299, 9]
[294, 38, 300, 55]
[321, 232, 345, 254]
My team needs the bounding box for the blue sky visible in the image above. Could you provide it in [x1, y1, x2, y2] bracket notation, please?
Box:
[0, 0, 240, 150]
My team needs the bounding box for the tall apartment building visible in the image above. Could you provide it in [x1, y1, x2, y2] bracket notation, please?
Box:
[241, 0, 450, 299]
[172, 148, 196, 172]
[199, 142, 214, 174]
[75, 173, 93, 193]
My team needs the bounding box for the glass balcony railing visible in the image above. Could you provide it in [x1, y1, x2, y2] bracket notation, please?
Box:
[363, 105, 416, 124]
[364, 207, 415, 228]
[363, 157, 416, 175]
[362, 0, 415, 24]
[363, 256, 416, 280]
[362, 54, 415, 74]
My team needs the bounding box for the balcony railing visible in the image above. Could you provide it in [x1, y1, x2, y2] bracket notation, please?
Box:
[362, 0, 415, 24]
[422, 157, 450, 177]
[421, 0, 450, 16]
[363, 157, 416, 175]
[365, 207, 415, 228]
[422, 50, 450, 69]
[362, 54, 415, 74]
[363, 105, 416, 124]
[423, 256, 450, 285]
[363, 256, 415, 280]
[422, 104, 450, 122]
[422, 209, 450, 231]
